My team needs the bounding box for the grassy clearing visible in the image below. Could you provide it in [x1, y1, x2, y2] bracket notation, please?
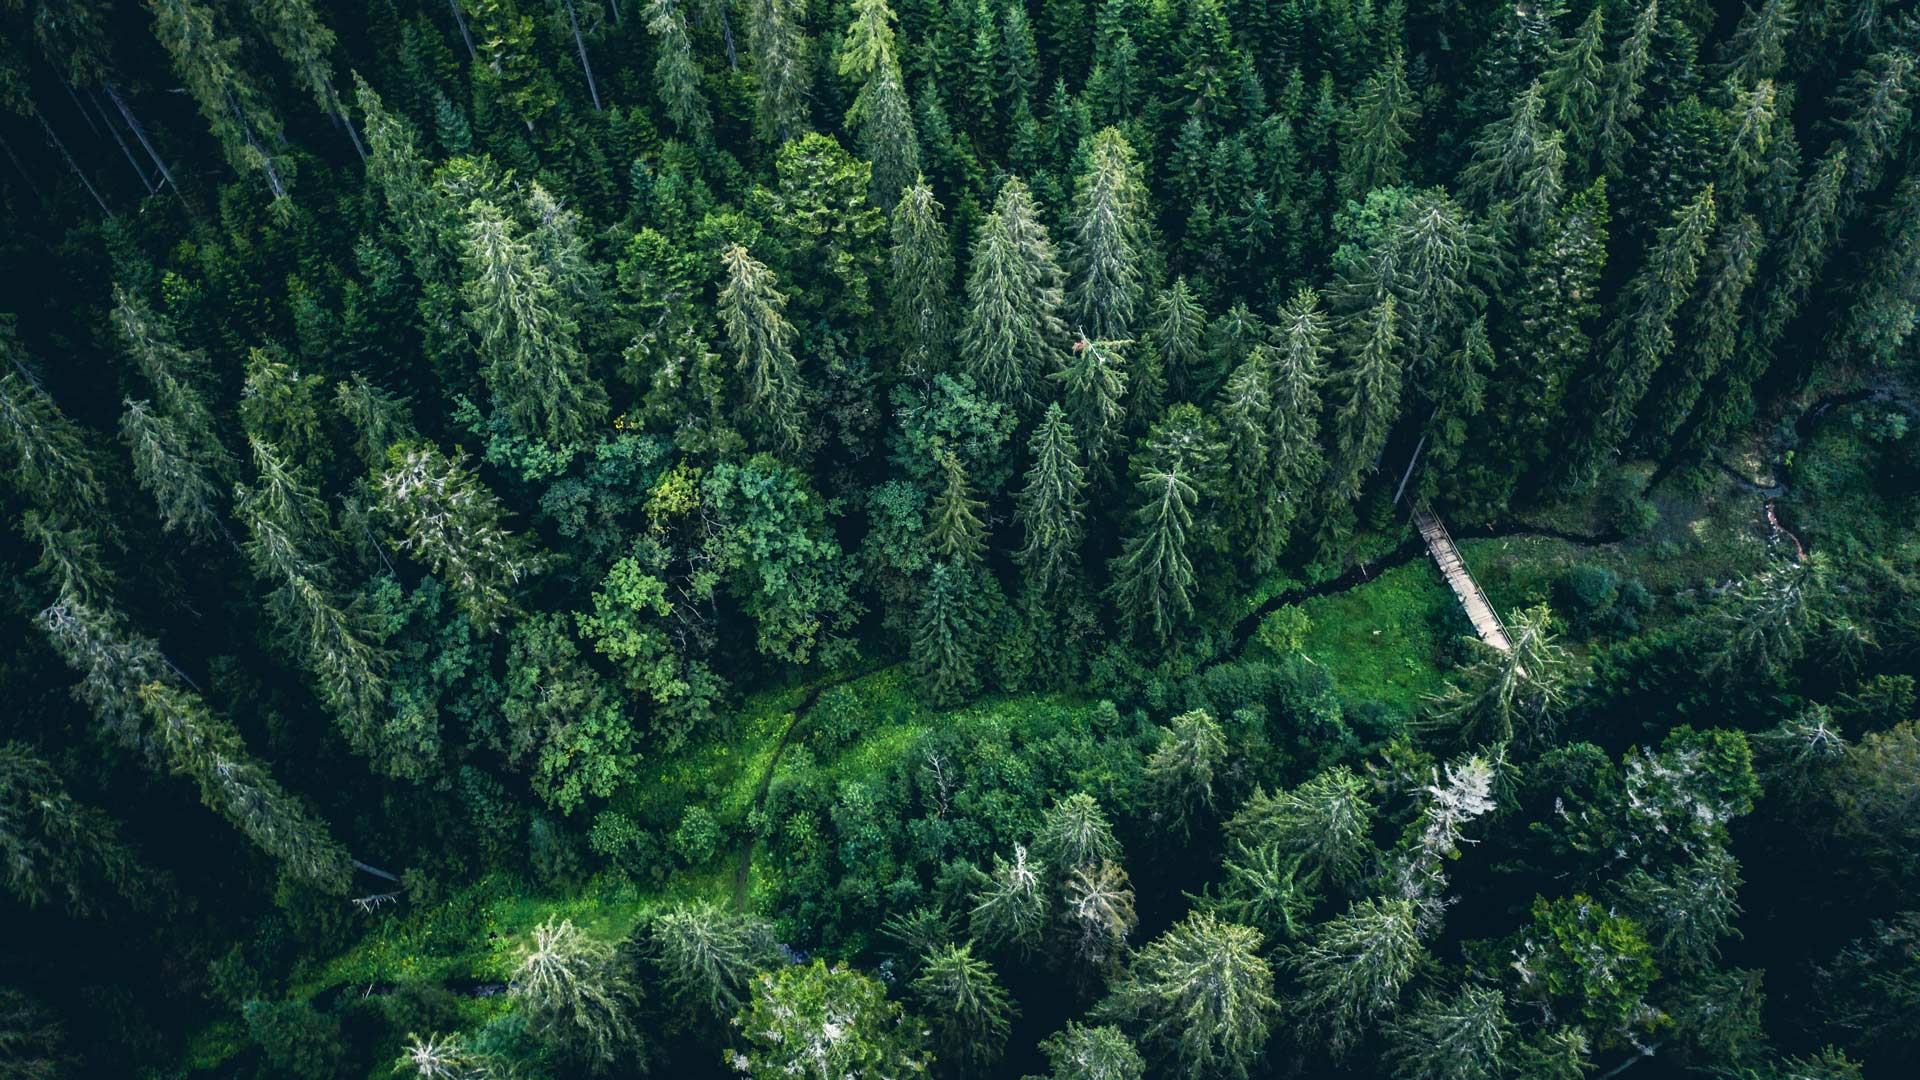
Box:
[1290, 558, 1463, 717]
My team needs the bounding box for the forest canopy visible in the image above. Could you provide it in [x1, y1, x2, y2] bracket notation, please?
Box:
[1, 0, 1918, 1077]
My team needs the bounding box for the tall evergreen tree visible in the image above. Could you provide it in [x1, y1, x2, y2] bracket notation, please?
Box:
[1644, 215, 1765, 446]
[251, 0, 362, 158]
[1286, 897, 1425, 1055]
[747, 0, 812, 143]
[1098, 912, 1279, 1079]
[461, 200, 607, 446]
[149, 0, 291, 199]
[961, 177, 1068, 412]
[1543, 5, 1606, 158]
[1110, 404, 1216, 642]
[719, 243, 809, 454]
[1831, 175, 1920, 366]
[1722, 0, 1797, 84]
[913, 943, 1015, 1070]
[1014, 402, 1089, 597]
[644, 0, 711, 141]
[376, 443, 542, 633]
[1141, 277, 1207, 412]
[1327, 296, 1403, 504]
[888, 177, 955, 374]
[1574, 185, 1715, 480]
[1595, 0, 1659, 179]
[1458, 81, 1566, 236]
[0, 742, 146, 915]
[0, 332, 104, 516]
[1067, 127, 1151, 341]
[926, 452, 987, 565]
[911, 560, 996, 703]
[1340, 50, 1417, 198]
[1051, 336, 1130, 481]
[839, 0, 921, 206]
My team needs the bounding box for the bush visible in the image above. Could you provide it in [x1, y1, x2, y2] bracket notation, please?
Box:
[1256, 605, 1313, 656]
[672, 805, 723, 866]
[809, 685, 866, 752]
[1600, 471, 1659, 537]
[1557, 564, 1651, 638]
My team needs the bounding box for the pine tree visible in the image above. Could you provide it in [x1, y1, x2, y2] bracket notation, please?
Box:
[1340, 49, 1417, 198]
[135, 681, 354, 892]
[461, 200, 607, 446]
[719, 243, 809, 454]
[376, 443, 542, 633]
[1035, 792, 1122, 874]
[1141, 277, 1207, 411]
[0, 742, 146, 915]
[511, 917, 641, 1067]
[1110, 404, 1215, 642]
[1542, 5, 1605, 157]
[839, 0, 921, 207]
[1036, 1023, 1146, 1080]
[1458, 81, 1566, 236]
[0, 338, 105, 515]
[1595, 0, 1659, 179]
[912, 943, 1015, 1069]
[1286, 896, 1424, 1055]
[1832, 175, 1920, 366]
[961, 177, 1068, 412]
[970, 842, 1049, 953]
[1067, 127, 1151, 341]
[1014, 402, 1089, 596]
[1327, 296, 1403, 505]
[888, 177, 955, 374]
[926, 452, 987, 565]
[1834, 47, 1916, 204]
[1098, 912, 1279, 1079]
[747, 0, 811, 143]
[1225, 765, 1377, 891]
[645, 0, 711, 142]
[149, 0, 291, 199]
[1217, 352, 1275, 563]
[1722, 0, 1797, 84]
[251, 0, 362, 158]
[1051, 336, 1130, 480]
[109, 286, 232, 487]
[646, 902, 776, 1017]
[1575, 185, 1715, 479]
[911, 560, 995, 703]
[1644, 215, 1764, 446]
[1146, 708, 1229, 834]
[1264, 288, 1329, 532]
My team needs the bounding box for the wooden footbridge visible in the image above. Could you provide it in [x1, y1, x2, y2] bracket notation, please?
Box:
[1411, 502, 1511, 652]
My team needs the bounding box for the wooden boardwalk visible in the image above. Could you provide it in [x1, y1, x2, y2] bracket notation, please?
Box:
[1411, 503, 1511, 652]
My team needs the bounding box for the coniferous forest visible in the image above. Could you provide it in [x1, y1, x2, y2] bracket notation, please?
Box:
[4, 0, 1920, 1076]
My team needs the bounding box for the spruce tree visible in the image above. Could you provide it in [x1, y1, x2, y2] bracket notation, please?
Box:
[1327, 296, 1403, 505]
[251, 0, 361, 158]
[109, 286, 232, 487]
[376, 443, 542, 633]
[1051, 336, 1130, 481]
[719, 243, 809, 454]
[1141, 277, 1207, 412]
[1459, 81, 1566, 236]
[461, 200, 607, 446]
[646, 903, 776, 1017]
[911, 560, 994, 703]
[1110, 404, 1215, 642]
[1722, 0, 1797, 84]
[1014, 402, 1089, 597]
[149, 0, 291, 199]
[1645, 215, 1765, 446]
[1382, 986, 1514, 1080]
[838, 0, 921, 207]
[1265, 288, 1330, 528]
[1595, 0, 1659, 179]
[888, 177, 955, 374]
[511, 917, 641, 1067]
[970, 843, 1049, 953]
[926, 452, 987, 565]
[960, 177, 1068, 413]
[1036, 1023, 1146, 1080]
[912, 943, 1015, 1070]
[1098, 912, 1279, 1079]
[0, 347, 105, 516]
[645, 0, 711, 142]
[1286, 896, 1424, 1055]
[1340, 49, 1417, 198]
[1832, 175, 1920, 366]
[1575, 185, 1715, 480]
[0, 742, 146, 915]
[747, 0, 811, 143]
[1067, 127, 1151, 341]
[1542, 5, 1606, 156]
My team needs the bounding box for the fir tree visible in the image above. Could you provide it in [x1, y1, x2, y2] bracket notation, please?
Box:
[1067, 127, 1152, 341]
[1327, 296, 1403, 505]
[719, 243, 809, 454]
[839, 0, 921, 207]
[251, 0, 361, 158]
[1110, 404, 1215, 642]
[645, 0, 711, 142]
[911, 560, 995, 703]
[1051, 336, 1130, 480]
[1286, 896, 1424, 1055]
[0, 742, 146, 915]
[1543, 5, 1606, 157]
[960, 177, 1068, 412]
[971, 842, 1049, 953]
[376, 443, 542, 633]
[646, 903, 776, 1017]
[0, 345, 105, 516]
[149, 0, 291, 199]
[926, 452, 987, 565]
[1575, 185, 1715, 480]
[1644, 215, 1764, 446]
[888, 177, 955, 374]
[912, 943, 1015, 1069]
[1340, 50, 1417, 198]
[1722, 0, 1797, 84]
[1459, 81, 1566, 236]
[511, 917, 642, 1067]
[1832, 175, 1920, 366]
[1595, 0, 1659, 179]
[1098, 912, 1279, 1079]
[1382, 985, 1514, 1080]
[460, 200, 607, 446]
[747, 0, 811, 143]
[1036, 1023, 1146, 1080]
[1015, 402, 1089, 596]
[1141, 277, 1207, 412]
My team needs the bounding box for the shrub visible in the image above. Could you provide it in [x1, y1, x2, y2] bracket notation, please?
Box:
[1256, 605, 1313, 656]
[672, 805, 722, 866]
